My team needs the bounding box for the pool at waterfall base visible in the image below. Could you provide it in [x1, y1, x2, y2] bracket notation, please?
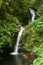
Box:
[0, 54, 32, 65]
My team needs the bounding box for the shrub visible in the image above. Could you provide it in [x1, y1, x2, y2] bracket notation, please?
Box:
[22, 16, 43, 52]
[0, 13, 20, 53]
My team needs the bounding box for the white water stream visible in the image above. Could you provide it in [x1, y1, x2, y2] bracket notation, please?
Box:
[29, 8, 35, 21]
[10, 27, 25, 55]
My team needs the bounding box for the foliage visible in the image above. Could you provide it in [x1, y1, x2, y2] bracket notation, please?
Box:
[1, 0, 40, 25]
[33, 57, 43, 65]
[0, 0, 3, 8]
[1, 0, 30, 24]
[1, 0, 43, 24]
[0, 13, 20, 52]
[23, 16, 43, 52]
[22, 16, 43, 65]
[37, 4, 43, 17]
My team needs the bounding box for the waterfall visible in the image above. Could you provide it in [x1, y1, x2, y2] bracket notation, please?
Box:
[10, 27, 25, 55]
[29, 8, 35, 21]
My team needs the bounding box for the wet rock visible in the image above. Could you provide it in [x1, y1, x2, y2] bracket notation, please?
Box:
[21, 52, 37, 61]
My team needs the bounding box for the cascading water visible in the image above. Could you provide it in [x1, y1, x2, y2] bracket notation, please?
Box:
[10, 27, 25, 55]
[10, 8, 35, 55]
[29, 8, 35, 21]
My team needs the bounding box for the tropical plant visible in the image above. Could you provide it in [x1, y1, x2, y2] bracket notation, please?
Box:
[0, 13, 20, 53]
[23, 16, 43, 52]
[33, 57, 43, 65]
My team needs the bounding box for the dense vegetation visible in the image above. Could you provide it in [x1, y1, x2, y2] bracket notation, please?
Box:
[22, 17, 43, 65]
[0, 0, 21, 53]
[22, 3, 43, 65]
[0, 14, 20, 53]
[0, 0, 43, 65]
